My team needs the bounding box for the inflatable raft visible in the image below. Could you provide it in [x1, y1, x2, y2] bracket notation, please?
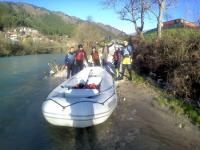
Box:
[42, 67, 117, 128]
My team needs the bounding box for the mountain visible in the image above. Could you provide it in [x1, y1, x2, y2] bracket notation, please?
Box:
[0, 2, 125, 38]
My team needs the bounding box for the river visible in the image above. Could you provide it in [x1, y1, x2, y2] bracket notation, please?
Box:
[0, 54, 200, 150]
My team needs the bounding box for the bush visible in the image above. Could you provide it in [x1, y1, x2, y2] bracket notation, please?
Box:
[134, 28, 200, 103]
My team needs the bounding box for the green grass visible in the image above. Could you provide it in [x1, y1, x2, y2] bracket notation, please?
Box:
[154, 96, 200, 126]
[132, 71, 146, 84]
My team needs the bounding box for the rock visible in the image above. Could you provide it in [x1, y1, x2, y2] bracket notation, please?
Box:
[178, 123, 185, 128]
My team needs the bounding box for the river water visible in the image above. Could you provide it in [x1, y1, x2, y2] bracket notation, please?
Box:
[0, 54, 200, 150]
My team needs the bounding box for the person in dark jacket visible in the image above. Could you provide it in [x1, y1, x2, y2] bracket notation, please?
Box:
[65, 46, 75, 79]
[91, 46, 100, 66]
[113, 46, 122, 80]
[74, 44, 88, 74]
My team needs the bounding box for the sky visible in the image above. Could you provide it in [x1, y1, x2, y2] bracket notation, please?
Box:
[1, 0, 200, 34]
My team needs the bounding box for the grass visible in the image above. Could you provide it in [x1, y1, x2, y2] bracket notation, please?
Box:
[132, 71, 146, 84]
[154, 96, 200, 126]
[131, 71, 200, 127]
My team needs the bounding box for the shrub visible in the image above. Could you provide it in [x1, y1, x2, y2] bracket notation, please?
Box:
[134, 28, 200, 105]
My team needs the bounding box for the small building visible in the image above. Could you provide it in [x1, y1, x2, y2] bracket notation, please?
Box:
[162, 19, 199, 29]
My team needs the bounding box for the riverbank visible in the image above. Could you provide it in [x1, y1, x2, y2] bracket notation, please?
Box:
[132, 71, 200, 127]
[113, 79, 200, 149]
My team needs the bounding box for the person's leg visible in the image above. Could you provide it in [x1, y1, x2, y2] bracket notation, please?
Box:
[80, 61, 84, 71]
[75, 61, 82, 73]
[67, 65, 71, 79]
[75, 62, 81, 74]
[102, 59, 107, 67]
[102, 59, 105, 67]
[119, 64, 125, 80]
[117, 61, 121, 78]
[69, 65, 75, 78]
[127, 64, 132, 80]
[71, 64, 75, 76]
[94, 61, 97, 66]
[97, 60, 100, 66]
[113, 62, 118, 80]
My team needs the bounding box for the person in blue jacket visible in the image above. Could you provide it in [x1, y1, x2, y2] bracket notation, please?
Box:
[65, 46, 75, 79]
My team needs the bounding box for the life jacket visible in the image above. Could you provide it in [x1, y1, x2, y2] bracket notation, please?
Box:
[92, 51, 99, 61]
[75, 50, 85, 61]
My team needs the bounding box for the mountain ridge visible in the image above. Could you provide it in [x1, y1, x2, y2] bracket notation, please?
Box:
[0, 2, 125, 37]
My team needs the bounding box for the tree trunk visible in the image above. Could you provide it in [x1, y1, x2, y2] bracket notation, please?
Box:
[140, 0, 145, 40]
[134, 22, 144, 39]
[157, 0, 165, 39]
[140, 31, 144, 39]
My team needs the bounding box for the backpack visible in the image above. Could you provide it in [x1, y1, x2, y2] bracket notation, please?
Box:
[75, 50, 85, 61]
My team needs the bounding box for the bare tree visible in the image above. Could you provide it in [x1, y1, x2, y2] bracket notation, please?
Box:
[102, 0, 149, 39]
[157, 0, 165, 39]
[148, 0, 176, 39]
[191, 0, 200, 26]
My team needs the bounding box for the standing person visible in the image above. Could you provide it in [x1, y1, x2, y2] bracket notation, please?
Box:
[101, 44, 109, 67]
[113, 46, 122, 80]
[91, 46, 100, 66]
[64, 46, 75, 79]
[74, 44, 88, 73]
[119, 41, 133, 81]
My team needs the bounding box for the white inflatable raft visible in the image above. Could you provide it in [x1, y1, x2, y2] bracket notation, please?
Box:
[42, 67, 117, 128]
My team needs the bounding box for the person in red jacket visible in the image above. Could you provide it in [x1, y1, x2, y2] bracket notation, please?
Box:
[74, 44, 88, 74]
[91, 46, 100, 66]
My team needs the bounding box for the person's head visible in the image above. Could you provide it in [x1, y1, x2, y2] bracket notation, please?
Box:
[92, 46, 96, 52]
[69, 46, 74, 52]
[79, 79, 85, 88]
[78, 44, 83, 50]
[124, 40, 128, 46]
[115, 46, 119, 51]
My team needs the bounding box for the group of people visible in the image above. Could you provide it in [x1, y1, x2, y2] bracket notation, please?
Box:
[64, 44, 87, 79]
[113, 41, 133, 80]
[64, 41, 134, 80]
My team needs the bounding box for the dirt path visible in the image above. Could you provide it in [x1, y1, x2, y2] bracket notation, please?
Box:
[106, 80, 200, 150]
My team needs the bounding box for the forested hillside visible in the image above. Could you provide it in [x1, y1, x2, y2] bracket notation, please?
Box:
[0, 2, 125, 56]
